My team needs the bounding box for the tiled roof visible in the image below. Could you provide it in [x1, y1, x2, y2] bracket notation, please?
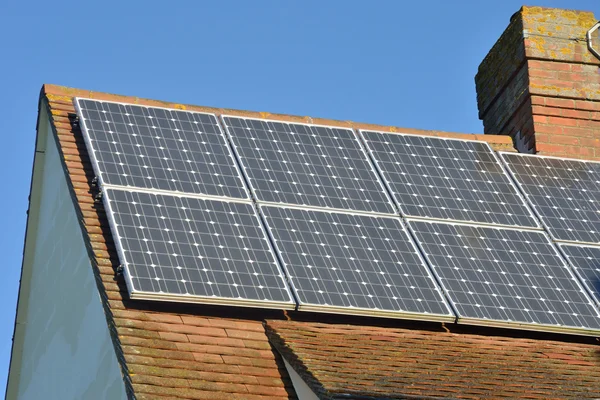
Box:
[40, 83, 600, 400]
[266, 320, 600, 400]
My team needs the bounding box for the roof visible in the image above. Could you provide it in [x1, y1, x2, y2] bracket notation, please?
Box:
[266, 320, 600, 399]
[40, 83, 600, 400]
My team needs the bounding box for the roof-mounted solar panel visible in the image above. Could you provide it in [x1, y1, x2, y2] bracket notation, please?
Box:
[222, 116, 397, 215]
[560, 244, 600, 308]
[75, 98, 249, 200]
[103, 188, 295, 308]
[260, 205, 455, 321]
[500, 152, 600, 245]
[361, 131, 540, 229]
[408, 219, 600, 335]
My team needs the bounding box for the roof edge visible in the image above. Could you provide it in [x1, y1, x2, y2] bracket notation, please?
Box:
[39, 89, 137, 398]
[41, 84, 515, 151]
[265, 321, 452, 400]
[264, 321, 332, 400]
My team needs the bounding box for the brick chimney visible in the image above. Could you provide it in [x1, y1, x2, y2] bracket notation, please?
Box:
[476, 6, 600, 159]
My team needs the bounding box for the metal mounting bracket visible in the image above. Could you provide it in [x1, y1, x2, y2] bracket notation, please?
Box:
[587, 21, 600, 61]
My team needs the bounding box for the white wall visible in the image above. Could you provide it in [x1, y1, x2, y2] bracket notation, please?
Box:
[281, 357, 320, 400]
[7, 113, 127, 400]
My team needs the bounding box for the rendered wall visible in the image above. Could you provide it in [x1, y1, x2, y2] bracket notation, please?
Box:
[10, 120, 127, 400]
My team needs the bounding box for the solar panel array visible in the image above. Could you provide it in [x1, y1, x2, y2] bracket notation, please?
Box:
[223, 117, 396, 214]
[261, 206, 452, 319]
[501, 153, 600, 245]
[361, 131, 539, 228]
[76, 98, 294, 308]
[106, 188, 293, 306]
[409, 220, 600, 332]
[76, 96, 600, 335]
[560, 244, 600, 307]
[77, 99, 249, 199]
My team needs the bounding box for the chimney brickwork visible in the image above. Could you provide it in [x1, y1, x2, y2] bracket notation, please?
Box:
[476, 6, 600, 160]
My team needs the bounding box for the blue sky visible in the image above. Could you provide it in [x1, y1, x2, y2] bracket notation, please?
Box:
[1, 0, 599, 393]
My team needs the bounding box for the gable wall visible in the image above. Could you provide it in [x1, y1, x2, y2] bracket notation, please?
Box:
[6, 110, 127, 400]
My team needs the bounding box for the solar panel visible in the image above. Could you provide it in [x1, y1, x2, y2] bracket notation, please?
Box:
[103, 187, 294, 308]
[260, 205, 454, 321]
[501, 152, 600, 245]
[560, 244, 600, 307]
[361, 131, 540, 228]
[75, 98, 249, 199]
[222, 116, 396, 214]
[408, 219, 600, 334]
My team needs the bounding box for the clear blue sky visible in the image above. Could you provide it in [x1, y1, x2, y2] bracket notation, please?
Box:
[1, 0, 599, 392]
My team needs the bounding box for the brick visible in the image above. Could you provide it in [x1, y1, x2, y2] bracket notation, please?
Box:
[546, 116, 579, 127]
[561, 108, 592, 120]
[531, 105, 562, 117]
[579, 137, 600, 148]
[575, 100, 600, 112]
[560, 126, 596, 138]
[577, 119, 600, 129]
[535, 134, 579, 146]
[528, 69, 557, 79]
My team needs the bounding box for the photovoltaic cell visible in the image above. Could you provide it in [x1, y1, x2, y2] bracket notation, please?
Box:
[104, 188, 294, 307]
[222, 116, 396, 214]
[76, 98, 249, 199]
[261, 205, 454, 320]
[362, 131, 539, 228]
[501, 152, 600, 245]
[560, 244, 600, 307]
[408, 220, 600, 333]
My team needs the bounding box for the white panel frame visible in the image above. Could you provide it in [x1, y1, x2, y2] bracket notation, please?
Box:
[74, 97, 252, 203]
[359, 130, 543, 230]
[220, 115, 399, 216]
[499, 151, 600, 246]
[406, 218, 600, 336]
[101, 186, 296, 309]
[259, 203, 456, 322]
[557, 242, 600, 309]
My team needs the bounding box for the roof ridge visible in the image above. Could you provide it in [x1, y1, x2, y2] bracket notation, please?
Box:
[41, 83, 515, 149]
